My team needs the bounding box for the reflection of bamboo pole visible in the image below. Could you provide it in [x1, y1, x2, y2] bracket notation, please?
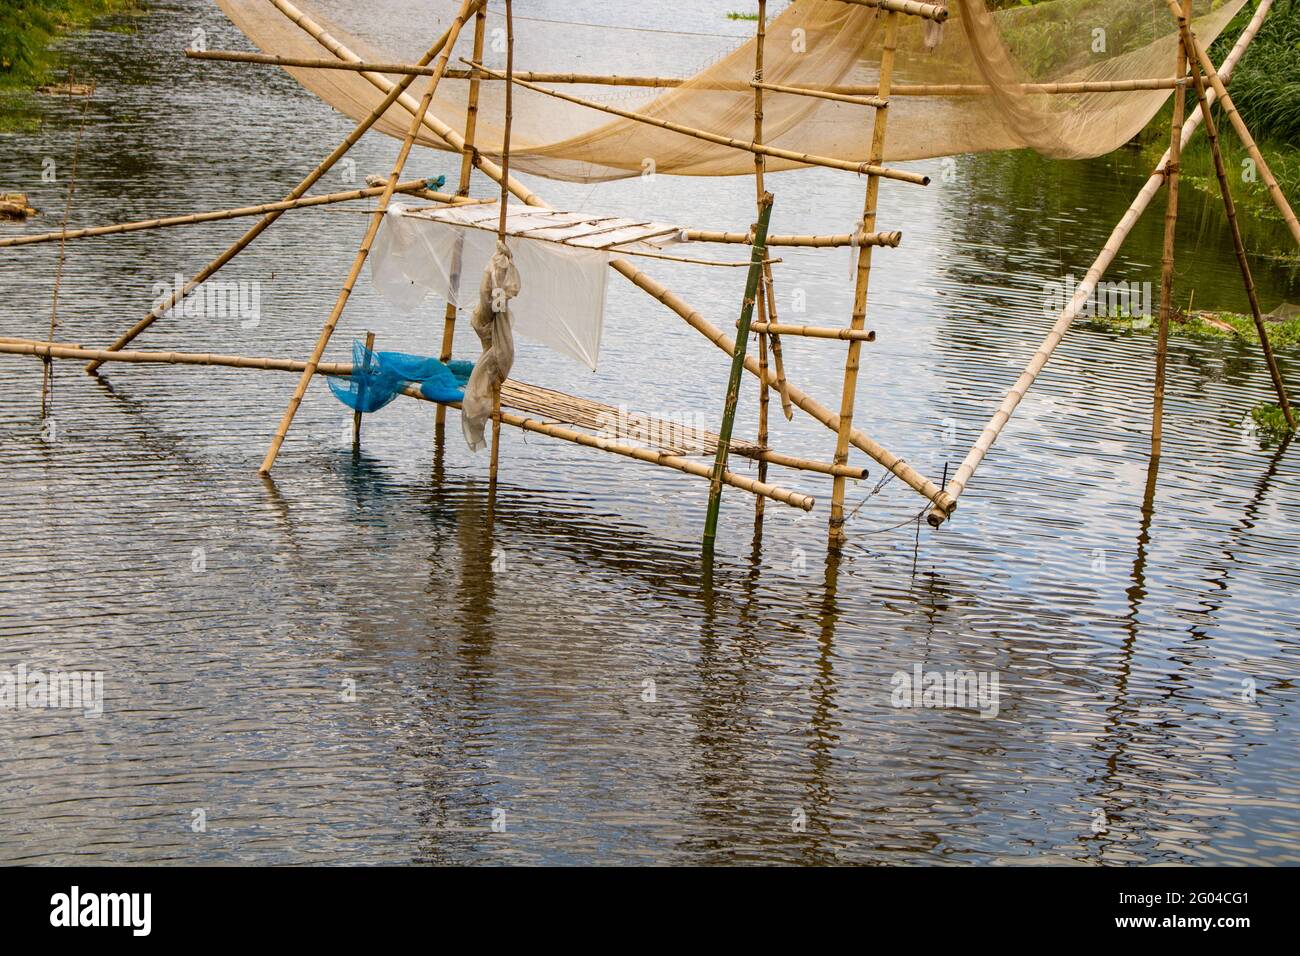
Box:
[926, 0, 1276, 528]
[1153, 0, 1191, 460]
[829, 9, 899, 550]
[1, 180, 462, 248]
[436, 7, 487, 431]
[83, 13, 479, 375]
[1179, 28, 1294, 428]
[259, 0, 479, 476]
[269, 0, 545, 208]
[1162, 0, 1300, 249]
[704, 193, 774, 548]
[464, 60, 930, 185]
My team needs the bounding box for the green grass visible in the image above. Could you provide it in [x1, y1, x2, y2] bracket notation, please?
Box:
[0, 1, 143, 92]
[1249, 401, 1295, 444]
[1083, 310, 1300, 348]
[726, 12, 760, 21]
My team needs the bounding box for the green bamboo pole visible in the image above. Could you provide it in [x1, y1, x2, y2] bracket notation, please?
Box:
[703, 192, 774, 550]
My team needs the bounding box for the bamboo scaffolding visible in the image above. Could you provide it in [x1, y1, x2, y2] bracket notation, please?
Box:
[0, 341, 821, 507]
[463, 60, 931, 186]
[1153, 0, 1191, 460]
[187, 53, 1184, 97]
[705, 190, 774, 546]
[834, 0, 948, 21]
[268, 0, 545, 209]
[684, 229, 901, 248]
[1178, 21, 1294, 429]
[748, 321, 876, 342]
[83, 9, 481, 374]
[258, 0, 480, 476]
[488, 0, 515, 491]
[268, 0, 953, 513]
[926, 0, 1275, 528]
[829, 9, 899, 550]
[436, 6, 487, 430]
[1162, 0, 1300, 249]
[0, 180, 465, 248]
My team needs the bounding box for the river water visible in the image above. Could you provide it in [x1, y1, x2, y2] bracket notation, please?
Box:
[1, 0, 1297, 865]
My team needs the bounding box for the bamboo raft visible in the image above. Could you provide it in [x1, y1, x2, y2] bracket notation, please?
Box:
[4, 0, 1297, 557]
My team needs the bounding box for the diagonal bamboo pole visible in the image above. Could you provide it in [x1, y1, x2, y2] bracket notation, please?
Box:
[1153, 0, 1192, 460]
[268, 0, 545, 209]
[829, 9, 899, 550]
[83, 7, 480, 375]
[926, 0, 1276, 527]
[1162, 0, 1300, 249]
[1177, 20, 1294, 429]
[435, 5, 487, 431]
[1, 180, 465, 248]
[464, 60, 931, 185]
[258, 0, 480, 475]
[269, 1, 950, 512]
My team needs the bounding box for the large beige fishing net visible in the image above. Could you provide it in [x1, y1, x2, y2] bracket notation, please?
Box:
[215, 0, 1248, 182]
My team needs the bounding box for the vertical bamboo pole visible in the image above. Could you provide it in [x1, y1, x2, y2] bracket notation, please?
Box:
[1179, 25, 1295, 430]
[259, 0, 479, 475]
[828, 9, 899, 549]
[1152, 0, 1191, 460]
[352, 330, 376, 453]
[43, 87, 90, 418]
[84, 10, 476, 373]
[436, 6, 487, 432]
[488, 0, 515, 491]
[752, 0, 770, 520]
[703, 193, 774, 550]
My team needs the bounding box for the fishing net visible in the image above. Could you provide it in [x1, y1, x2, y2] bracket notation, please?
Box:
[328, 338, 473, 412]
[214, 0, 1248, 182]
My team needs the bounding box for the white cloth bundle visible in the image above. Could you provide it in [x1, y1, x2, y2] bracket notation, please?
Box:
[461, 241, 520, 451]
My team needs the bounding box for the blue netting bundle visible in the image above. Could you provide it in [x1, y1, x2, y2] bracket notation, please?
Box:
[328, 339, 474, 413]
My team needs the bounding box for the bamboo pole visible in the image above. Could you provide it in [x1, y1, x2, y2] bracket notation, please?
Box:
[352, 330, 376, 452]
[751, 81, 886, 109]
[704, 192, 774, 548]
[463, 59, 931, 186]
[1178, 22, 1294, 429]
[684, 229, 901, 248]
[269, 0, 546, 209]
[0, 180, 462, 248]
[752, 0, 770, 521]
[1153, 0, 1191, 460]
[761, 261, 794, 421]
[259, 0, 480, 476]
[187, 53, 1184, 97]
[1162, 0, 1300, 249]
[436, 6, 487, 431]
[829, 9, 899, 550]
[834, 0, 948, 21]
[488, 0, 515, 491]
[748, 322, 876, 342]
[83, 10, 479, 374]
[926, 0, 1276, 527]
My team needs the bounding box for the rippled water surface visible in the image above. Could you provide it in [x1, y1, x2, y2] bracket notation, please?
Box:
[1, 1, 1298, 865]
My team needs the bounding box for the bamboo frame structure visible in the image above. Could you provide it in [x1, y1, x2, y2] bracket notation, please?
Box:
[6, 0, 1289, 559]
[1176, 15, 1294, 429]
[1152, 0, 1191, 460]
[259, 0, 480, 475]
[1161, 0, 1300, 249]
[927, 0, 1278, 527]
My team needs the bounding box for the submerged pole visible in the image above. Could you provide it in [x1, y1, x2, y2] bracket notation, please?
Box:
[352, 330, 376, 454]
[703, 192, 774, 551]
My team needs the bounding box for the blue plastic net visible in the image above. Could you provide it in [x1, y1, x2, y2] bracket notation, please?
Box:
[328, 339, 473, 413]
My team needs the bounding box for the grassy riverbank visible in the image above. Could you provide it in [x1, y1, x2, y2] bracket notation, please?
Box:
[0, 0, 143, 126]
